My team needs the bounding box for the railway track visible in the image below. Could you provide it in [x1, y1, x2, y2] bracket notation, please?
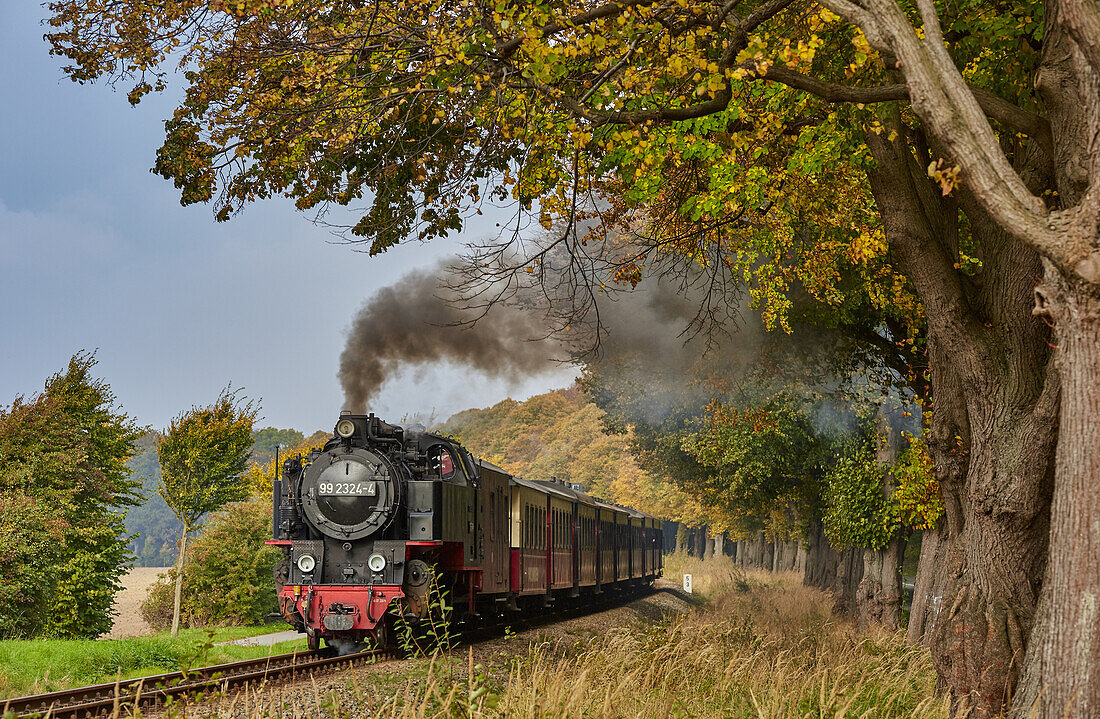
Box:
[2, 647, 397, 719]
[3, 584, 674, 719]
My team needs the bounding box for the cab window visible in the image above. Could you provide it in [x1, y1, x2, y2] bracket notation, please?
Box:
[428, 445, 456, 480]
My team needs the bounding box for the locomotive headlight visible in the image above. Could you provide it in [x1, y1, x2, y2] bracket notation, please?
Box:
[297, 554, 317, 573]
[336, 418, 356, 439]
[367, 553, 386, 573]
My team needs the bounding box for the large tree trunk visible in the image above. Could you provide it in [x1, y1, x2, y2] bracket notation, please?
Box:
[867, 128, 1058, 715]
[1012, 273, 1100, 717]
[908, 349, 970, 645]
[813, 0, 1099, 712]
[858, 407, 908, 629]
[171, 524, 189, 638]
[858, 537, 907, 630]
[714, 533, 726, 557]
[803, 519, 864, 613]
[1011, 9, 1100, 714]
[774, 537, 799, 572]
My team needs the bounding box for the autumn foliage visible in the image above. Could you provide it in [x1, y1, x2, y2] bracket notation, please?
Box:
[0, 353, 141, 638]
[440, 386, 716, 527]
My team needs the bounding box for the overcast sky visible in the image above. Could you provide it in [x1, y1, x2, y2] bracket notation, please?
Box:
[0, 4, 575, 434]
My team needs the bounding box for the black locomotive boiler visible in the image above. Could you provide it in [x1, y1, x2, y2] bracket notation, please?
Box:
[268, 412, 663, 651]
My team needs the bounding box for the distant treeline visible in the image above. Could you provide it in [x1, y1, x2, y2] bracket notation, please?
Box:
[124, 426, 326, 567]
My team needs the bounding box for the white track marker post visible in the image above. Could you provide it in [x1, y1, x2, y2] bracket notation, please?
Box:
[683, 573, 693, 594]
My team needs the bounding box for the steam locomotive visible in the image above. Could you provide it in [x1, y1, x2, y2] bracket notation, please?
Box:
[268, 412, 663, 651]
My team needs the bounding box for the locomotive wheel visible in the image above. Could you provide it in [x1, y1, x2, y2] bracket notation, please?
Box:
[307, 630, 321, 652]
[372, 613, 397, 650]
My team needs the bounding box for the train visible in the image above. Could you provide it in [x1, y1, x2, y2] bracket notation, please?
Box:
[267, 412, 663, 651]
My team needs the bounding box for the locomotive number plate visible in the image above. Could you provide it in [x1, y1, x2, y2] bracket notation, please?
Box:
[318, 481, 377, 496]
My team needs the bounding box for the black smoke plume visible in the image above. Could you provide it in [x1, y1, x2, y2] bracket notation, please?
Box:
[339, 262, 566, 412]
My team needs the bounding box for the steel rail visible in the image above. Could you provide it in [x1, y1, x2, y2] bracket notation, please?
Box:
[3, 648, 394, 719]
[4, 582, 669, 719]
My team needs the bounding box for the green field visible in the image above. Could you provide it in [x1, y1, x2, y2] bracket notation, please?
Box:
[0, 625, 307, 699]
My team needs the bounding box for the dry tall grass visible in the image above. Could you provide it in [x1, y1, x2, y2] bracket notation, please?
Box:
[368, 555, 950, 719]
[663, 551, 753, 598]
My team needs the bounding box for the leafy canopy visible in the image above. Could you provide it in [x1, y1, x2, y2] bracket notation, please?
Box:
[141, 496, 280, 629]
[822, 432, 940, 550]
[681, 393, 824, 536]
[0, 352, 142, 638]
[158, 388, 257, 529]
[44, 0, 943, 334]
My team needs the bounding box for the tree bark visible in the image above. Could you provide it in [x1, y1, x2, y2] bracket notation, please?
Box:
[858, 406, 908, 629]
[1010, 8, 1100, 714]
[812, 0, 1097, 710]
[803, 519, 864, 612]
[867, 127, 1058, 715]
[908, 345, 970, 645]
[774, 538, 798, 572]
[171, 523, 189, 638]
[743, 533, 765, 569]
[1012, 269, 1100, 717]
[858, 537, 907, 630]
[703, 529, 715, 560]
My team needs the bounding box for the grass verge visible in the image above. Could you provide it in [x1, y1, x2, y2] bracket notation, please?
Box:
[375, 556, 947, 718]
[196, 557, 949, 718]
[5, 557, 950, 717]
[0, 625, 306, 698]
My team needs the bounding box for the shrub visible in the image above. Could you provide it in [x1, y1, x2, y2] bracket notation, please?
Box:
[0, 492, 67, 638]
[142, 497, 278, 629]
[0, 353, 142, 638]
[822, 446, 899, 550]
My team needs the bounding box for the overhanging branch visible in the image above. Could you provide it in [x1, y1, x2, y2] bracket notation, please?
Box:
[760, 66, 1054, 159]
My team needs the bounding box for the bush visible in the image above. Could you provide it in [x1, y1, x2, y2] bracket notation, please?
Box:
[0, 353, 142, 638]
[142, 497, 278, 629]
[822, 446, 899, 550]
[0, 492, 67, 638]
